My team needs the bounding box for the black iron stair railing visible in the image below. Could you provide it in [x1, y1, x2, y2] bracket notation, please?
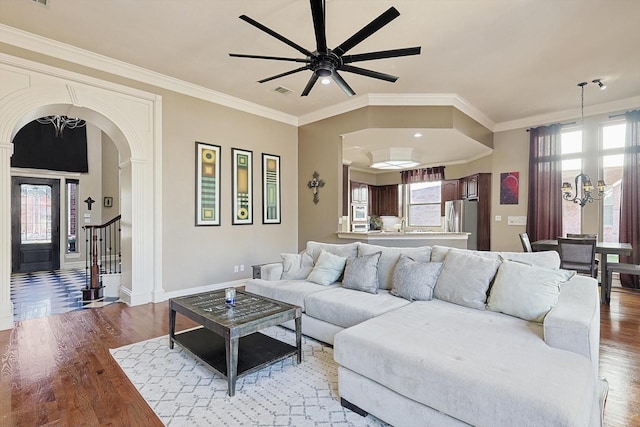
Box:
[83, 215, 121, 301]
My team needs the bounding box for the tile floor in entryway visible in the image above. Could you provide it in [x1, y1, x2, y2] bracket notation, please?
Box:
[10, 269, 119, 321]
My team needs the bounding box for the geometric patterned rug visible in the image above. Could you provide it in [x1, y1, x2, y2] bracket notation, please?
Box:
[110, 326, 388, 426]
[11, 269, 120, 321]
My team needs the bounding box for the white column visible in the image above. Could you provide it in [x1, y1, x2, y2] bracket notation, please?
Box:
[0, 141, 14, 330]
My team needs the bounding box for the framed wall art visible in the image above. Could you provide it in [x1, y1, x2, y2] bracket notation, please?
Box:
[262, 153, 281, 224]
[195, 142, 221, 226]
[500, 171, 519, 205]
[232, 148, 253, 225]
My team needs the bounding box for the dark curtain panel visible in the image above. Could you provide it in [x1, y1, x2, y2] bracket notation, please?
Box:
[400, 166, 445, 184]
[11, 120, 89, 173]
[526, 124, 563, 241]
[619, 110, 640, 288]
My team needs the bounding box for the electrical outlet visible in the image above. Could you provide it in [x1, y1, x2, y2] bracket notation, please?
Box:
[240, 264, 245, 272]
[234, 265, 239, 273]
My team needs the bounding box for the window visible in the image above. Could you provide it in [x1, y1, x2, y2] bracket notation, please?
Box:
[561, 130, 582, 235]
[66, 179, 79, 253]
[406, 181, 442, 227]
[20, 184, 52, 244]
[601, 123, 625, 244]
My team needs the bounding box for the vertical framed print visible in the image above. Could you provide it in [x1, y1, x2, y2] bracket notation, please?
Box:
[262, 153, 281, 224]
[232, 148, 253, 225]
[195, 142, 221, 226]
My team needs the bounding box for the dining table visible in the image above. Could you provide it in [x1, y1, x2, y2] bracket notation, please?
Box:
[531, 239, 633, 304]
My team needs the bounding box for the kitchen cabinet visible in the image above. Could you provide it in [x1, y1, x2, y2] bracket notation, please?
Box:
[350, 181, 368, 204]
[441, 180, 460, 216]
[370, 185, 398, 216]
[456, 173, 491, 250]
[466, 174, 479, 200]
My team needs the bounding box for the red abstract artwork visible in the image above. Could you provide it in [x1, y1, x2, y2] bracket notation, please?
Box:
[500, 172, 519, 205]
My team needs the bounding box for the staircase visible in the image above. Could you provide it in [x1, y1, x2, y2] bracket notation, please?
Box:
[83, 215, 121, 301]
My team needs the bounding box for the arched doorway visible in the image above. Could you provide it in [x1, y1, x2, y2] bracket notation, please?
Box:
[0, 57, 164, 330]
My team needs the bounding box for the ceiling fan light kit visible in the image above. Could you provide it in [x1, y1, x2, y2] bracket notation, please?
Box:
[229, 0, 421, 97]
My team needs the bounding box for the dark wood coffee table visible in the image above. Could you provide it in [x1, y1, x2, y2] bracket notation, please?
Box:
[169, 289, 302, 396]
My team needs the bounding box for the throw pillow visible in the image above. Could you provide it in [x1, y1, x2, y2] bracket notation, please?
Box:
[487, 260, 576, 322]
[433, 250, 501, 310]
[307, 250, 348, 286]
[391, 255, 443, 301]
[358, 243, 432, 290]
[342, 251, 382, 294]
[280, 251, 314, 280]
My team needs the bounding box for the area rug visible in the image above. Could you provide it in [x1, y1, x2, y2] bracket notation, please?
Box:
[110, 326, 388, 426]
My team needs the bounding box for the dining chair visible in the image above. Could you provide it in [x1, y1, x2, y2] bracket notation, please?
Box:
[519, 233, 532, 252]
[557, 237, 598, 278]
[566, 233, 600, 269]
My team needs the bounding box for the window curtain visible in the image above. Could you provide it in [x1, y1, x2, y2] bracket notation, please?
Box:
[619, 110, 640, 288]
[526, 124, 563, 242]
[400, 166, 445, 184]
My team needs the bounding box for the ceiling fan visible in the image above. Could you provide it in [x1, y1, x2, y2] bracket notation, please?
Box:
[229, 0, 421, 97]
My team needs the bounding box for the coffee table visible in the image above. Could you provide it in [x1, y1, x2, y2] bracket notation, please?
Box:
[169, 289, 302, 396]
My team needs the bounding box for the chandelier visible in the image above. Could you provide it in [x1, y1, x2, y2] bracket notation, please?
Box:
[36, 115, 86, 137]
[562, 172, 606, 207]
[561, 81, 606, 207]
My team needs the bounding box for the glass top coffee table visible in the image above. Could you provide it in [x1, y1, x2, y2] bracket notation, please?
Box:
[169, 289, 302, 396]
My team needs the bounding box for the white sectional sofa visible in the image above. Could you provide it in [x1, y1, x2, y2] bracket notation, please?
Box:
[246, 241, 607, 427]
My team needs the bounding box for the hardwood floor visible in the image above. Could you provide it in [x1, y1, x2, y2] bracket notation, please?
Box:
[1, 289, 639, 426]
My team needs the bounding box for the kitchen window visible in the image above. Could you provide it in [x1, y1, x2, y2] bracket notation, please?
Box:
[405, 181, 442, 227]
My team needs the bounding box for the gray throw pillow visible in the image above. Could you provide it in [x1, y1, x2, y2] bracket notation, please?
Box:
[280, 252, 314, 280]
[434, 250, 501, 310]
[342, 251, 382, 294]
[487, 260, 576, 322]
[391, 255, 443, 301]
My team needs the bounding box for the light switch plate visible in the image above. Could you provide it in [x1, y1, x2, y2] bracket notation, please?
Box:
[495, 215, 502, 222]
[507, 216, 527, 226]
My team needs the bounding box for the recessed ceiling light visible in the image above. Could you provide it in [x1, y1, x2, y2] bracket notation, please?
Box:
[413, 132, 422, 138]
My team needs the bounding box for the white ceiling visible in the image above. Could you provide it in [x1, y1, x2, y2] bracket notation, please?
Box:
[2, 0, 640, 171]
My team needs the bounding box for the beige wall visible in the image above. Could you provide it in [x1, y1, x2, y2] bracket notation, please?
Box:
[101, 133, 120, 220]
[2, 45, 299, 294]
[160, 92, 298, 292]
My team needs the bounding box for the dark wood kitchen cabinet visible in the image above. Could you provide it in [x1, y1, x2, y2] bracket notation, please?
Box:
[441, 180, 460, 216]
[370, 185, 399, 216]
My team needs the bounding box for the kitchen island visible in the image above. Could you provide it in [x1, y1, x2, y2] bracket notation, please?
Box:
[336, 231, 470, 249]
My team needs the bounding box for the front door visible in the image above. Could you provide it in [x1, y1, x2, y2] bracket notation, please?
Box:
[11, 177, 61, 273]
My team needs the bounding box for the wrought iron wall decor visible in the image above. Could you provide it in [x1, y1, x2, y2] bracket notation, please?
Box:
[307, 171, 325, 204]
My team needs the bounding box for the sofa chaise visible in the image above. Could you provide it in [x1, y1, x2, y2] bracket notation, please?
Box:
[245, 241, 607, 426]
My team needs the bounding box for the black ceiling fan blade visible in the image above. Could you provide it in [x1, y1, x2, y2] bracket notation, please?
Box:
[341, 65, 398, 82]
[258, 66, 310, 83]
[301, 74, 319, 96]
[332, 71, 356, 97]
[239, 15, 313, 57]
[342, 47, 421, 64]
[229, 53, 311, 63]
[310, 0, 328, 54]
[333, 7, 400, 57]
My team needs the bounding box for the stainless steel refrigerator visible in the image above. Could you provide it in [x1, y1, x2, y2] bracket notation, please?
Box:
[444, 200, 478, 250]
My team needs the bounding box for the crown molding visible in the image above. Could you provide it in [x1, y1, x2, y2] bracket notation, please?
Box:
[0, 24, 298, 127]
[494, 95, 640, 132]
[298, 93, 496, 130]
